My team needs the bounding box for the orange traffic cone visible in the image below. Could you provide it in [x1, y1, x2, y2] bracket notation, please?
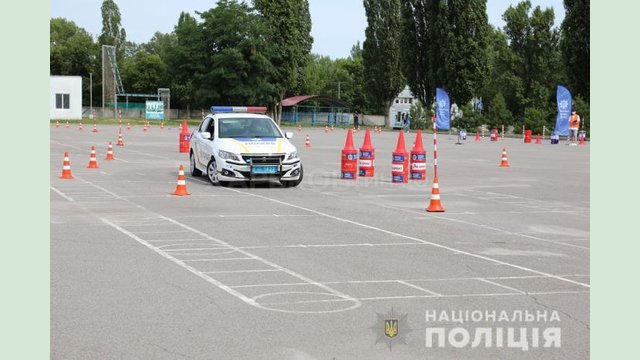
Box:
[105, 142, 115, 160]
[297, 124, 302, 132]
[579, 133, 585, 145]
[59, 152, 74, 179]
[87, 146, 99, 168]
[535, 133, 541, 144]
[116, 130, 124, 147]
[499, 148, 510, 167]
[127, 122, 131, 130]
[426, 177, 445, 212]
[325, 125, 329, 133]
[304, 134, 312, 148]
[78, 122, 83, 131]
[55, 120, 59, 128]
[160, 122, 164, 130]
[92, 124, 98, 133]
[172, 165, 190, 196]
[65, 121, 70, 129]
[475, 132, 480, 141]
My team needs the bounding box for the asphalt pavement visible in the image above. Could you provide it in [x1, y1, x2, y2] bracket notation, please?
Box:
[51, 123, 589, 359]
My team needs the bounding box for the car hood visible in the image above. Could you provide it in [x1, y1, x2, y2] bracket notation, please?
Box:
[218, 137, 296, 155]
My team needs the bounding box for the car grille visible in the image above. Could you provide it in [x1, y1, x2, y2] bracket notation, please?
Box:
[242, 154, 284, 165]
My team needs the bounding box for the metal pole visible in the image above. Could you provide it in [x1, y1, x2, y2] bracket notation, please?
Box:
[338, 81, 341, 100]
[543, 126, 546, 140]
[501, 124, 505, 139]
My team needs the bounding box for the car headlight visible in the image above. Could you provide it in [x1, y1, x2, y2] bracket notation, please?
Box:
[286, 151, 299, 161]
[218, 150, 241, 161]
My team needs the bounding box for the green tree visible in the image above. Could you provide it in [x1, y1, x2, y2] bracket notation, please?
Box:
[400, 0, 448, 108]
[121, 52, 167, 94]
[501, 1, 563, 124]
[254, 0, 313, 123]
[50, 18, 99, 106]
[522, 106, 549, 134]
[196, 0, 277, 106]
[560, 0, 589, 99]
[164, 12, 204, 112]
[98, 0, 127, 61]
[363, 0, 405, 127]
[486, 92, 512, 129]
[444, 0, 490, 105]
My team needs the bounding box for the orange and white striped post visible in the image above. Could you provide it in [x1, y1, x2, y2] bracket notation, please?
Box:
[426, 114, 445, 212]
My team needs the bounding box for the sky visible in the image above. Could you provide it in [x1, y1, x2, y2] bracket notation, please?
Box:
[50, 0, 565, 59]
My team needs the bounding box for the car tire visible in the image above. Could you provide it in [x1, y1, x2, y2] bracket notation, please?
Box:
[206, 158, 228, 186]
[190, 151, 202, 177]
[280, 164, 303, 187]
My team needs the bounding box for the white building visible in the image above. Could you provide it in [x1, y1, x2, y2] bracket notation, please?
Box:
[389, 86, 419, 129]
[50, 76, 82, 120]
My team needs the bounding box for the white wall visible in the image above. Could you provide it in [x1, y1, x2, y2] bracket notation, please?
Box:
[50, 76, 82, 119]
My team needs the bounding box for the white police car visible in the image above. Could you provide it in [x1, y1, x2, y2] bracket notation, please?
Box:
[189, 106, 303, 187]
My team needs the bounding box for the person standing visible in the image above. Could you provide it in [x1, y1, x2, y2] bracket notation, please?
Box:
[569, 110, 580, 145]
[404, 113, 411, 133]
[353, 111, 360, 130]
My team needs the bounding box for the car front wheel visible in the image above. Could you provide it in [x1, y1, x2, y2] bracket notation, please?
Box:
[206, 158, 228, 186]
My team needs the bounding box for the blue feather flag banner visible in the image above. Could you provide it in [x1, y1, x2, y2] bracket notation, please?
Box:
[436, 88, 450, 130]
[554, 85, 572, 136]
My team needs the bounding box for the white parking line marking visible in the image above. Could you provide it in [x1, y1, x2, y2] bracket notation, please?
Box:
[217, 187, 590, 289]
[50, 186, 74, 202]
[182, 258, 255, 262]
[479, 278, 526, 294]
[258, 290, 591, 306]
[102, 218, 257, 306]
[203, 269, 283, 274]
[396, 280, 443, 296]
[67, 174, 360, 313]
[376, 203, 590, 250]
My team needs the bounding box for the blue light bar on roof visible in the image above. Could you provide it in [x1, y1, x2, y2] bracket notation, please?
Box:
[210, 106, 267, 114]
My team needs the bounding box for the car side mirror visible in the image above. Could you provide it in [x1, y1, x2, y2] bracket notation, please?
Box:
[200, 131, 211, 139]
[285, 132, 293, 139]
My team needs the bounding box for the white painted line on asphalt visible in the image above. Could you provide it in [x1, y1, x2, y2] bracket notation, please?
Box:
[69, 173, 361, 313]
[218, 188, 591, 289]
[134, 230, 193, 234]
[377, 202, 590, 250]
[163, 247, 236, 252]
[228, 275, 590, 289]
[101, 218, 258, 306]
[145, 238, 212, 242]
[50, 186, 74, 202]
[204, 269, 282, 274]
[182, 257, 255, 262]
[479, 278, 526, 294]
[396, 280, 443, 296]
[258, 290, 591, 306]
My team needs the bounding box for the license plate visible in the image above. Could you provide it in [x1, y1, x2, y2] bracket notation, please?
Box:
[251, 165, 278, 174]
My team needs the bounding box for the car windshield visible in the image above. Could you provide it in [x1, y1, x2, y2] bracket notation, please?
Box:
[218, 118, 282, 139]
